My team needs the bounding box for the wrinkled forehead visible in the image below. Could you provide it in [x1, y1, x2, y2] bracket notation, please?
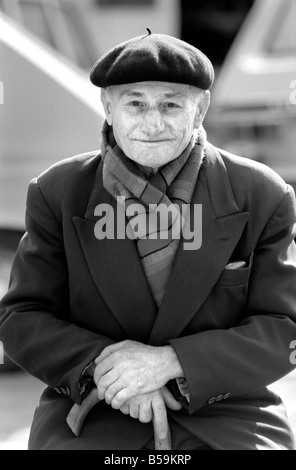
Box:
[105, 81, 202, 101]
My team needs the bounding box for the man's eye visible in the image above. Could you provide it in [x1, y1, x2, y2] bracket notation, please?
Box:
[129, 101, 143, 107]
[165, 102, 180, 109]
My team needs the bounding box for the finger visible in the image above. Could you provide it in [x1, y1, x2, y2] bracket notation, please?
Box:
[119, 405, 130, 416]
[129, 401, 140, 420]
[138, 400, 153, 424]
[152, 394, 169, 442]
[162, 387, 182, 411]
[104, 380, 124, 405]
[96, 371, 119, 400]
[93, 360, 113, 386]
[95, 342, 126, 365]
[110, 389, 132, 410]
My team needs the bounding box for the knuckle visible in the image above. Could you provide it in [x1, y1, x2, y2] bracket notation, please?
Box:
[136, 379, 145, 392]
[113, 352, 121, 362]
[118, 341, 128, 351]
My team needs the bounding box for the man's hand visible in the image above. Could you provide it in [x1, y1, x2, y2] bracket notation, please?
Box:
[120, 387, 181, 445]
[94, 340, 184, 409]
[119, 387, 182, 424]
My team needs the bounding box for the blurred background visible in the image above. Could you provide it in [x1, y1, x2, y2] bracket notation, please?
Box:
[0, 0, 295, 450]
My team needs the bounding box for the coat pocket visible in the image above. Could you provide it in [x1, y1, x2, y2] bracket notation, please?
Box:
[216, 253, 254, 287]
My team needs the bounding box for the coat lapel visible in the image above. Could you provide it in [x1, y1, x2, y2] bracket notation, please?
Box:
[149, 144, 249, 345]
[73, 159, 157, 342]
[73, 146, 249, 346]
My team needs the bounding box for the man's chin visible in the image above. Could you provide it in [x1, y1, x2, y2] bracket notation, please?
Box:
[127, 148, 178, 168]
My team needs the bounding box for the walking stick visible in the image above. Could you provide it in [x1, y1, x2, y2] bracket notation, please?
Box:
[66, 387, 172, 450]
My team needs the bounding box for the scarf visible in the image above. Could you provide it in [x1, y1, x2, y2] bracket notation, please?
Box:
[101, 122, 206, 308]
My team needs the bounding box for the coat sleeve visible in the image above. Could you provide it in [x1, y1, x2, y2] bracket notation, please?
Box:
[0, 179, 114, 405]
[169, 185, 296, 414]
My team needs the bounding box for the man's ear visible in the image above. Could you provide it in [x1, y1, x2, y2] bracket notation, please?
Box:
[194, 91, 211, 129]
[101, 88, 113, 126]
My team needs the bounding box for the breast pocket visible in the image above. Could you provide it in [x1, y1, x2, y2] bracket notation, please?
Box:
[187, 254, 254, 332]
[216, 253, 254, 287]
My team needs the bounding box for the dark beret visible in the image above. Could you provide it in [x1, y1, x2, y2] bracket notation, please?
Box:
[90, 31, 214, 90]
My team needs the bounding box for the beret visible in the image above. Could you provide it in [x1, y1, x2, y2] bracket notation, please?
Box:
[90, 30, 214, 90]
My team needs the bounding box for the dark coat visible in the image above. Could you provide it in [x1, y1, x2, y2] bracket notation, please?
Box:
[1, 143, 296, 450]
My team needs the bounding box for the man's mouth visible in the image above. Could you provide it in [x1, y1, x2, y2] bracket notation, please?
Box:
[134, 139, 173, 143]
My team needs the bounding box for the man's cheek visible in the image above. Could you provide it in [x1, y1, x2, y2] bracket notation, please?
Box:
[172, 115, 192, 136]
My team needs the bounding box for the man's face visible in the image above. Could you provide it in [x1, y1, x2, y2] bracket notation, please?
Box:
[101, 82, 210, 169]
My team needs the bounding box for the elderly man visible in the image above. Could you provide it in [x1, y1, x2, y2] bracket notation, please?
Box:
[1, 32, 296, 451]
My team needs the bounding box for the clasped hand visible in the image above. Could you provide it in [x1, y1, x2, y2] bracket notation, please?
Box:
[119, 387, 182, 437]
[93, 340, 183, 411]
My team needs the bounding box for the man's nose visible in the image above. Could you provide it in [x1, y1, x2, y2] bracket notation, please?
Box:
[141, 108, 165, 137]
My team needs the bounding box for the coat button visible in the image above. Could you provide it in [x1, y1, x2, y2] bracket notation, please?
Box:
[208, 397, 217, 405]
[216, 395, 224, 402]
[223, 393, 231, 400]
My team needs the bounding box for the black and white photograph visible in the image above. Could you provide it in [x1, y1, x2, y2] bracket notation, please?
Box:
[0, 0, 296, 453]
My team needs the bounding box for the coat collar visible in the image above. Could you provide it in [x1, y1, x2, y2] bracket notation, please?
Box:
[73, 144, 249, 344]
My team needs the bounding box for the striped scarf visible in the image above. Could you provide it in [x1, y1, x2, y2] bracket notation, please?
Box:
[101, 122, 206, 308]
